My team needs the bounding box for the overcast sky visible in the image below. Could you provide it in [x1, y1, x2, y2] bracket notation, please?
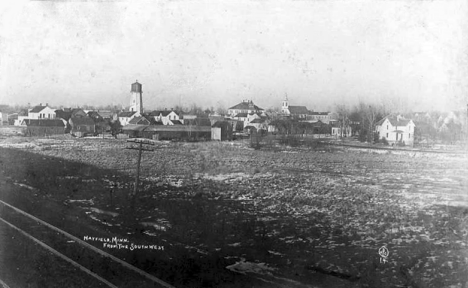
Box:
[1, 0, 467, 112]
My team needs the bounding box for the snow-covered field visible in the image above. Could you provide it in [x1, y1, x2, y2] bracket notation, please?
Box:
[2, 136, 467, 287]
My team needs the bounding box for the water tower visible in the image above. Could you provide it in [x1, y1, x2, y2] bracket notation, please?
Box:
[130, 80, 143, 114]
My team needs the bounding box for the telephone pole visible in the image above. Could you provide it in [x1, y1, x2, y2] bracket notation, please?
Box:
[125, 138, 155, 210]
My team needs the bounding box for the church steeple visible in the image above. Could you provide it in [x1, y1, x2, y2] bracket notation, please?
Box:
[282, 93, 289, 114]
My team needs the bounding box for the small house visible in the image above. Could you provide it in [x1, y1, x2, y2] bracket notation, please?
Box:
[69, 116, 96, 137]
[118, 111, 137, 126]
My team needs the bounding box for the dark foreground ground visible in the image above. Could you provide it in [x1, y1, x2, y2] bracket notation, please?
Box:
[0, 136, 467, 288]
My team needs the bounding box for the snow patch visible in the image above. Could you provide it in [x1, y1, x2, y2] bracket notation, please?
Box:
[140, 221, 171, 231]
[66, 199, 95, 205]
[89, 207, 119, 217]
[226, 260, 276, 275]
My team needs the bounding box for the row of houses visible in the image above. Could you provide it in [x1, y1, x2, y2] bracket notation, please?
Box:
[4, 96, 420, 145]
[225, 99, 337, 135]
[226, 98, 419, 145]
[15, 105, 103, 137]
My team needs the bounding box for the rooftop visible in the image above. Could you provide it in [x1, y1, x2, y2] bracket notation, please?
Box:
[228, 100, 264, 111]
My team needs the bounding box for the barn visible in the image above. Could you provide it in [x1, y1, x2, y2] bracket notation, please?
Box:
[25, 119, 65, 136]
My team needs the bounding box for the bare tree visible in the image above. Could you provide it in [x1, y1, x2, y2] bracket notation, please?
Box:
[364, 105, 378, 143]
[334, 104, 349, 138]
[215, 105, 227, 116]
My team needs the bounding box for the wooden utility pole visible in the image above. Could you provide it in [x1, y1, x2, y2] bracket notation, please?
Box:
[125, 138, 155, 209]
[134, 142, 143, 197]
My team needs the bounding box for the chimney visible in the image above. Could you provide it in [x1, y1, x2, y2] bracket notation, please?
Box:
[171, 108, 173, 111]
[46, 103, 48, 106]
[39, 103, 42, 106]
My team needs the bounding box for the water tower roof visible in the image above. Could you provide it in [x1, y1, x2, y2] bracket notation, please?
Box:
[131, 80, 142, 92]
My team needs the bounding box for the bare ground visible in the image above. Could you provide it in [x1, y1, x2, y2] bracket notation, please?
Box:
[0, 136, 467, 288]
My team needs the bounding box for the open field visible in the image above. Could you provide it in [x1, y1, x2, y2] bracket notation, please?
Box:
[0, 136, 467, 287]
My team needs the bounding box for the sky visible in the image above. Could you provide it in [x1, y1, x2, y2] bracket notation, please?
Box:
[1, 0, 467, 112]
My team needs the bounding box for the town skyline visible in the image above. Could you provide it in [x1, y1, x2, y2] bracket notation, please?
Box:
[1, 1, 467, 112]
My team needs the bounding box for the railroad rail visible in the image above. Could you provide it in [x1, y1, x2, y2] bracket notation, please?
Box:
[0, 200, 175, 288]
[0, 278, 11, 288]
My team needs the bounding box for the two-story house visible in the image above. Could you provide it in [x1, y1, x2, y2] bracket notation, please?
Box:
[375, 115, 415, 146]
[228, 100, 264, 117]
[28, 104, 56, 120]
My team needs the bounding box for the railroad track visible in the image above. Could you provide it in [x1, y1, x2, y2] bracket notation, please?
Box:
[0, 200, 175, 288]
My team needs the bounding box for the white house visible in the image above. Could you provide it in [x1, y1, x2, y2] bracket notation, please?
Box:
[117, 111, 137, 126]
[149, 110, 181, 125]
[375, 115, 415, 146]
[228, 100, 264, 117]
[28, 104, 56, 120]
[160, 110, 181, 125]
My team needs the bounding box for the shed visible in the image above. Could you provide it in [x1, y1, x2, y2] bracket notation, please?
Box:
[211, 121, 233, 141]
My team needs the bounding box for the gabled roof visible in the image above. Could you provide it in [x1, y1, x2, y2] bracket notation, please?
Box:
[70, 117, 95, 126]
[288, 106, 309, 115]
[375, 118, 386, 126]
[87, 111, 106, 122]
[161, 110, 179, 117]
[96, 111, 114, 119]
[71, 108, 86, 116]
[228, 101, 264, 111]
[118, 111, 136, 118]
[26, 119, 65, 127]
[29, 105, 48, 113]
[129, 116, 150, 125]
[376, 115, 413, 127]
[87, 111, 103, 119]
[170, 120, 183, 125]
[55, 109, 72, 121]
[250, 118, 265, 124]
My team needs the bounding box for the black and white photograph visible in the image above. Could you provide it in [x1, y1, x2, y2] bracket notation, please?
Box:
[0, 0, 467, 287]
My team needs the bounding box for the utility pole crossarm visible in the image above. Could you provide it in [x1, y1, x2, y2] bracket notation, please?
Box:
[127, 138, 156, 145]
